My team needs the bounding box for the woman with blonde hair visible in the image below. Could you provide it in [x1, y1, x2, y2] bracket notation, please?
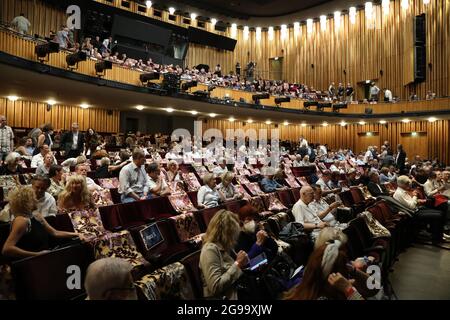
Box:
[2, 186, 79, 259]
[199, 210, 249, 300]
[197, 173, 221, 209]
[57, 175, 95, 211]
[217, 172, 243, 201]
[166, 160, 182, 183]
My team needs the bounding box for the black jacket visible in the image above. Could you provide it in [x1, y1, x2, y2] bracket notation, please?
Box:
[367, 182, 390, 197]
[60, 131, 85, 154]
[396, 150, 406, 170]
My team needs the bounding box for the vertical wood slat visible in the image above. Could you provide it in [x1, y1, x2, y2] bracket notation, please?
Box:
[0, 98, 119, 133]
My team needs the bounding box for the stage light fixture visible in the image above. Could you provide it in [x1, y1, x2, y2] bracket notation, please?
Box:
[140, 72, 160, 84]
[95, 60, 113, 76]
[66, 51, 87, 69]
[35, 42, 59, 62]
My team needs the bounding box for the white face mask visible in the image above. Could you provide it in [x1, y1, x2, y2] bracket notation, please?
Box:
[243, 220, 256, 234]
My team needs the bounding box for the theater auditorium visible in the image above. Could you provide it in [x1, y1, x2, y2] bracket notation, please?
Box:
[0, 0, 449, 302]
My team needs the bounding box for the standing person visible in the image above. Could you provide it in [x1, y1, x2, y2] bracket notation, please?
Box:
[60, 123, 85, 158]
[85, 128, 99, 158]
[11, 13, 31, 35]
[395, 144, 407, 175]
[328, 82, 336, 99]
[33, 123, 54, 155]
[235, 62, 241, 76]
[369, 82, 380, 102]
[345, 83, 354, 102]
[0, 115, 14, 161]
[337, 83, 345, 102]
[56, 27, 70, 49]
[383, 88, 393, 102]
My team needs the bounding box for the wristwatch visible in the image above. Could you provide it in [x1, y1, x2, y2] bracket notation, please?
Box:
[315, 222, 318, 228]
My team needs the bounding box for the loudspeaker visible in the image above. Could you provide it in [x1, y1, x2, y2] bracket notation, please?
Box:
[414, 45, 426, 81]
[365, 108, 373, 114]
[414, 14, 426, 45]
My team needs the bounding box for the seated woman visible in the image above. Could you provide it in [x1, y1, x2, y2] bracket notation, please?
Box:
[217, 172, 243, 202]
[0, 152, 24, 175]
[2, 186, 79, 259]
[95, 157, 129, 179]
[234, 204, 278, 261]
[165, 160, 182, 183]
[197, 173, 221, 209]
[146, 163, 171, 197]
[35, 152, 55, 175]
[48, 164, 65, 199]
[57, 175, 95, 212]
[61, 155, 86, 170]
[285, 240, 365, 300]
[199, 210, 249, 300]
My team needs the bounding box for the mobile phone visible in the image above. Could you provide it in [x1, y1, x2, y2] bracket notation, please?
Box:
[248, 252, 268, 271]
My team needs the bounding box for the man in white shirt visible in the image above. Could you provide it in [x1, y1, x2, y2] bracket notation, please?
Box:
[56, 27, 70, 48]
[11, 13, 31, 35]
[316, 171, 341, 197]
[212, 158, 228, 177]
[0, 175, 57, 222]
[75, 164, 102, 192]
[146, 162, 170, 197]
[383, 88, 393, 102]
[394, 175, 449, 246]
[364, 146, 374, 164]
[119, 150, 151, 203]
[308, 185, 342, 227]
[31, 144, 57, 168]
[292, 186, 329, 239]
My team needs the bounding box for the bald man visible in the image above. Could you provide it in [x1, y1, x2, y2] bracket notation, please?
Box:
[292, 186, 329, 238]
[84, 257, 137, 300]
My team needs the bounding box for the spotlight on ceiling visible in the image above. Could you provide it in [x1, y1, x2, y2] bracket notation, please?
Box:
[166, 107, 174, 113]
[168, 7, 175, 15]
[359, 121, 366, 125]
[379, 120, 387, 124]
[209, 113, 217, 118]
[135, 105, 145, 111]
[247, 119, 254, 123]
[7, 95, 19, 102]
[265, 120, 272, 125]
[146, 1, 152, 9]
[428, 117, 437, 123]
[190, 110, 198, 115]
[46, 99, 56, 106]
[80, 103, 90, 109]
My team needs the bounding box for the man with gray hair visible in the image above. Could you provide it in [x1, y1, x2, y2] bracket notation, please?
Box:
[84, 257, 137, 300]
[292, 186, 329, 239]
[394, 175, 449, 247]
[0, 115, 14, 161]
[60, 122, 85, 158]
[119, 149, 150, 203]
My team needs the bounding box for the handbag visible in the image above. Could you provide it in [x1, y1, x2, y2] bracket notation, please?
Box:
[361, 211, 391, 238]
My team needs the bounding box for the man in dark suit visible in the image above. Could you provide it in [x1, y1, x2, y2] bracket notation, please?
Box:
[395, 144, 407, 174]
[60, 122, 85, 158]
[367, 172, 391, 197]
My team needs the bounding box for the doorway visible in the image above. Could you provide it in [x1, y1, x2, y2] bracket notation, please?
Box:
[269, 57, 283, 81]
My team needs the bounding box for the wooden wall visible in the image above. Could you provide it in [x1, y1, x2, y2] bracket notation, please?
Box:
[203, 119, 450, 164]
[0, 98, 120, 133]
[1, 0, 67, 37]
[186, 0, 450, 100]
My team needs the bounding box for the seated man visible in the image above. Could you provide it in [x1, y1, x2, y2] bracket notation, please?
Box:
[292, 186, 329, 239]
[0, 175, 57, 222]
[308, 184, 342, 227]
[30, 144, 57, 168]
[393, 175, 449, 247]
[260, 167, 287, 193]
[146, 162, 171, 197]
[367, 172, 392, 197]
[118, 149, 151, 203]
[212, 157, 228, 178]
[75, 164, 102, 192]
[316, 170, 341, 198]
[84, 257, 137, 300]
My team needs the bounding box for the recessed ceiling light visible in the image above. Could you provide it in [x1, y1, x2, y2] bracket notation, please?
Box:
[228, 117, 235, 122]
[80, 103, 89, 109]
[340, 121, 347, 127]
[168, 7, 175, 15]
[283, 121, 289, 126]
[322, 122, 329, 127]
[402, 118, 411, 123]
[428, 117, 437, 122]
[146, 1, 152, 8]
[265, 120, 272, 125]
[190, 110, 198, 115]
[301, 123, 307, 127]
[46, 99, 56, 106]
[135, 105, 145, 111]
[166, 107, 174, 113]
[359, 121, 366, 125]
[211, 18, 217, 25]
[247, 119, 254, 123]
[209, 113, 217, 118]
[379, 120, 387, 124]
[7, 95, 19, 101]
[411, 131, 418, 136]
[190, 13, 197, 20]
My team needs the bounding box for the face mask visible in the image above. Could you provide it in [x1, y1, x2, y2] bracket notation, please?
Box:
[243, 220, 256, 234]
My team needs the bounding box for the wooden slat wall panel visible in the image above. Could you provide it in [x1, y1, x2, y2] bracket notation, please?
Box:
[0, 98, 120, 133]
[186, 0, 450, 100]
[1, 0, 67, 38]
[203, 119, 450, 164]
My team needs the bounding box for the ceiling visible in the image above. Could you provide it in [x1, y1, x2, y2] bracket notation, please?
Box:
[166, 0, 334, 19]
[1, 62, 448, 127]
